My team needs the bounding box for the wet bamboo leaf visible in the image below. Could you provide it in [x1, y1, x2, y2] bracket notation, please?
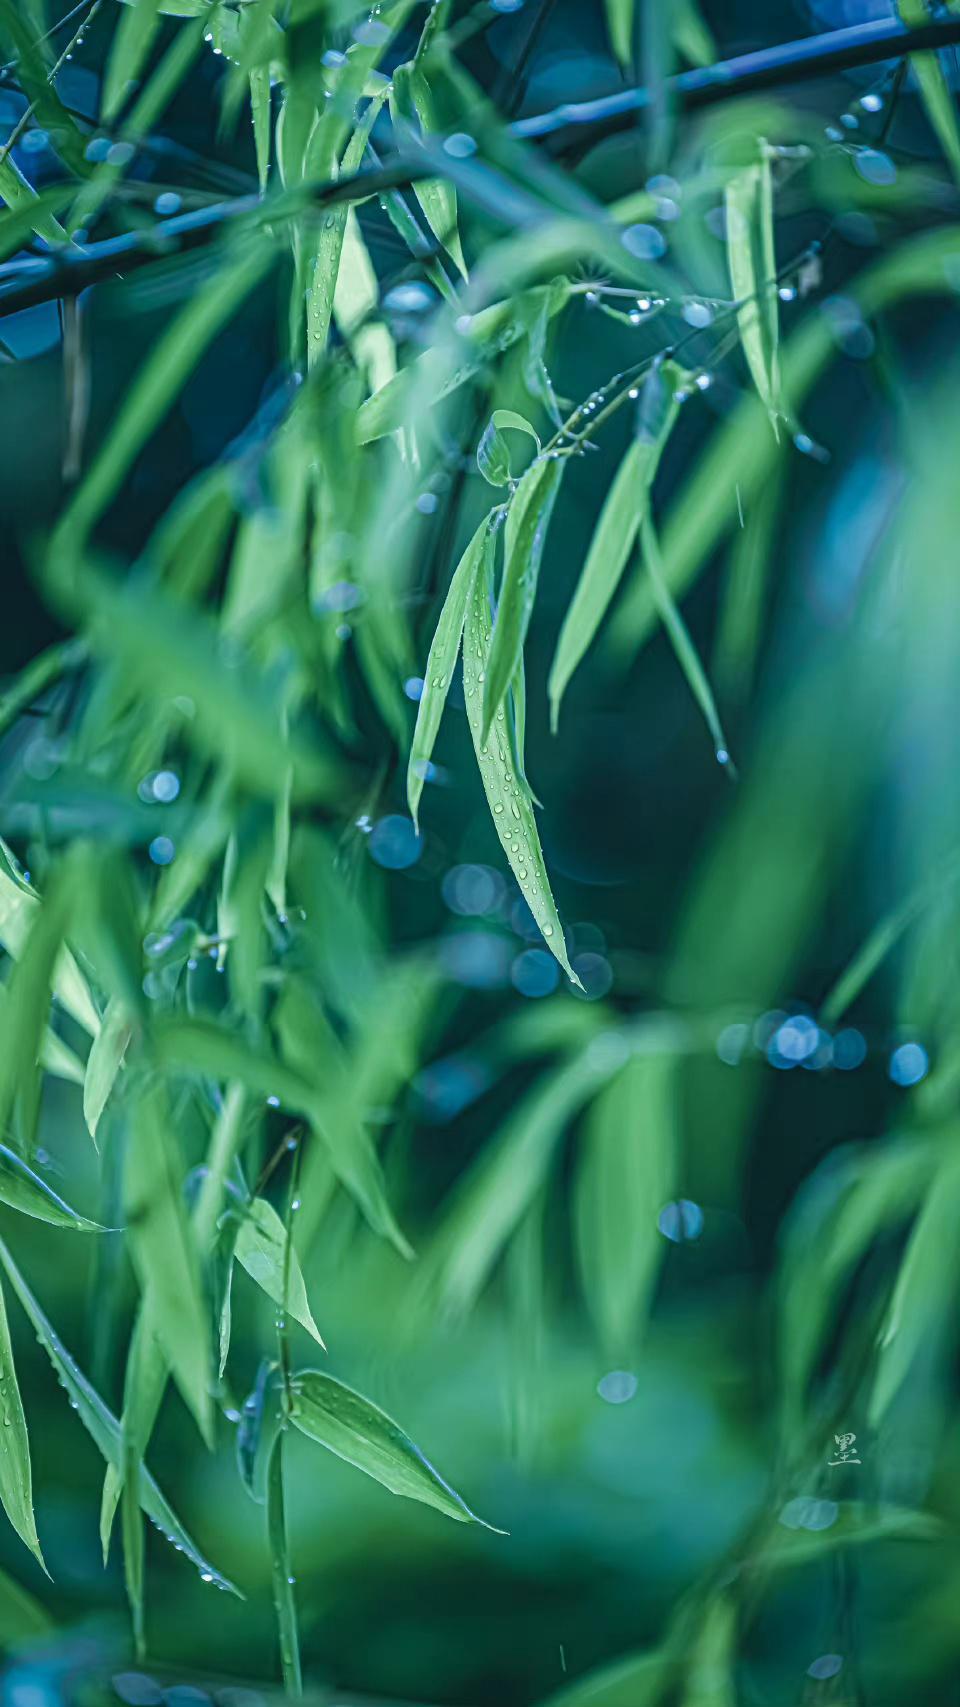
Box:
[482, 457, 562, 736]
[0, 1237, 240, 1595]
[305, 86, 389, 368]
[0, 1143, 107, 1232]
[124, 1084, 214, 1446]
[725, 143, 780, 434]
[574, 1054, 677, 1357]
[392, 61, 466, 275]
[266, 1430, 302, 1695]
[250, 66, 271, 192]
[233, 1197, 325, 1349]
[462, 531, 578, 981]
[476, 409, 540, 488]
[237, 1357, 276, 1503]
[407, 513, 490, 832]
[0, 1276, 45, 1570]
[0, 154, 66, 244]
[289, 1369, 504, 1530]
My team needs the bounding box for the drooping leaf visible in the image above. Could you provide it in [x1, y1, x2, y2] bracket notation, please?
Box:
[481, 456, 562, 736]
[233, 1198, 326, 1349]
[899, 2, 960, 184]
[392, 60, 467, 276]
[603, 0, 633, 70]
[0, 875, 71, 1157]
[0, 1276, 45, 1570]
[462, 531, 579, 982]
[641, 507, 733, 768]
[0, 1143, 108, 1232]
[574, 1054, 677, 1358]
[725, 142, 780, 434]
[476, 409, 540, 488]
[869, 1151, 960, 1427]
[102, 0, 162, 122]
[124, 1084, 213, 1446]
[407, 513, 491, 832]
[0, 1238, 240, 1595]
[289, 1369, 504, 1530]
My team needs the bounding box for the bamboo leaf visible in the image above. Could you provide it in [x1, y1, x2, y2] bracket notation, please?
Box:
[124, 1084, 213, 1446]
[641, 508, 733, 768]
[0, 1143, 108, 1232]
[870, 1151, 960, 1427]
[0, 1237, 240, 1595]
[102, 0, 162, 122]
[574, 1054, 677, 1357]
[266, 1431, 302, 1694]
[604, 0, 633, 70]
[476, 409, 540, 488]
[233, 1198, 326, 1349]
[289, 1369, 504, 1531]
[0, 857, 99, 1037]
[84, 998, 132, 1143]
[407, 513, 490, 832]
[392, 61, 466, 275]
[0, 1276, 45, 1571]
[482, 456, 562, 736]
[463, 530, 579, 981]
[725, 142, 780, 434]
[899, 3, 960, 183]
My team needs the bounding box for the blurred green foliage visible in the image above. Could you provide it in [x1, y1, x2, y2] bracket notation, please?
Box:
[3, 1, 960, 1703]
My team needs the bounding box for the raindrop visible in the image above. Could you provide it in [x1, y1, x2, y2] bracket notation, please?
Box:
[597, 1370, 637, 1404]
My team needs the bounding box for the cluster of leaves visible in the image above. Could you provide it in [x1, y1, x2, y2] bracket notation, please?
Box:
[5, 0, 960, 1700]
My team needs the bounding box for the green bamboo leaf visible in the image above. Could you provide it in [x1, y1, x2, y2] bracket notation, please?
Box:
[0, 857, 100, 1037]
[463, 531, 578, 981]
[0, 1276, 45, 1571]
[869, 1151, 960, 1427]
[641, 507, 733, 769]
[266, 1431, 302, 1695]
[0, 154, 66, 244]
[236, 1357, 277, 1503]
[820, 852, 960, 1028]
[0, 1561, 50, 1643]
[482, 456, 562, 736]
[56, 240, 274, 550]
[476, 409, 540, 488]
[549, 362, 682, 732]
[0, 1236, 240, 1595]
[100, 1308, 169, 1562]
[102, 0, 162, 121]
[154, 1014, 411, 1257]
[124, 1084, 213, 1446]
[289, 1368, 504, 1531]
[84, 998, 132, 1143]
[0, 1143, 108, 1232]
[305, 85, 390, 367]
[574, 1054, 677, 1358]
[604, 0, 633, 70]
[0, 877, 71, 1157]
[672, 0, 715, 65]
[392, 61, 466, 275]
[421, 1046, 612, 1316]
[681, 1596, 736, 1707]
[407, 513, 490, 832]
[777, 1139, 937, 1436]
[250, 66, 271, 192]
[725, 142, 780, 434]
[233, 1198, 326, 1349]
[355, 280, 572, 444]
[712, 460, 783, 705]
[899, 3, 960, 182]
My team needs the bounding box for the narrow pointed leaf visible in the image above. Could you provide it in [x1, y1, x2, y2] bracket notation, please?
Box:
[463, 534, 578, 981]
[725, 144, 780, 433]
[0, 1143, 108, 1232]
[84, 998, 132, 1142]
[266, 1431, 302, 1694]
[0, 1238, 240, 1596]
[124, 1085, 213, 1446]
[407, 514, 490, 831]
[289, 1369, 504, 1530]
[641, 509, 733, 768]
[234, 1198, 325, 1349]
[0, 1278, 45, 1570]
[574, 1054, 677, 1357]
[482, 457, 562, 736]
